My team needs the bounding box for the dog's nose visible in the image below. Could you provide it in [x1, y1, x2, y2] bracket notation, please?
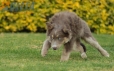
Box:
[52, 47, 57, 50]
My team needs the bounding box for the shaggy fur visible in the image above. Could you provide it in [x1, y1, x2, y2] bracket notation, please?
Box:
[41, 11, 109, 61]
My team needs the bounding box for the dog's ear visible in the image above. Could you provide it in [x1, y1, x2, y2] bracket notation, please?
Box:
[63, 28, 68, 35]
[46, 22, 53, 29]
[46, 22, 54, 35]
[62, 28, 72, 40]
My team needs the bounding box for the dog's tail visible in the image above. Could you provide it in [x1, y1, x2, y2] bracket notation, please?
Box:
[80, 43, 86, 52]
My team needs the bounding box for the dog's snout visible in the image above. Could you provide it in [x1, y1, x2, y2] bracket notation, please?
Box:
[52, 44, 58, 50]
[52, 47, 57, 50]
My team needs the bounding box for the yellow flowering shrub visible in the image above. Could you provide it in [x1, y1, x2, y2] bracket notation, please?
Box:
[0, 0, 114, 34]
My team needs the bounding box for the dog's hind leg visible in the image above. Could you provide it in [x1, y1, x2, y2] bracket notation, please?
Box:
[80, 43, 86, 52]
[41, 39, 51, 57]
[76, 39, 87, 59]
[82, 36, 109, 57]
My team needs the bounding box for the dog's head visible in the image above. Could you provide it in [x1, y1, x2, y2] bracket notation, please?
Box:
[46, 22, 72, 50]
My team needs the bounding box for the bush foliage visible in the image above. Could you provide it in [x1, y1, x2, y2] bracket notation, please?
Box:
[0, 0, 114, 34]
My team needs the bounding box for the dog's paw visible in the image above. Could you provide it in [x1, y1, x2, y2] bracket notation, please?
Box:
[60, 59, 68, 62]
[60, 56, 69, 62]
[41, 52, 46, 57]
[105, 54, 109, 57]
[81, 52, 87, 59]
[101, 50, 110, 57]
[41, 54, 46, 57]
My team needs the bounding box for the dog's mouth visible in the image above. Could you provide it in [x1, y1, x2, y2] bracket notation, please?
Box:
[52, 47, 57, 50]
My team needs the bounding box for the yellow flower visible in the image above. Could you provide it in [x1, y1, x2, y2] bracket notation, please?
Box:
[51, 8, 59, 14]
[101, 10, 108, 21]
[87, 20, 93, 26]
[9, 25, 17, 32]
[100, 24, 106, 28]
[27, 23, 37, 32]
[66, 1, 73, 5]
[5, 26, 10, 30]
[73, 2, 80, 8]
[56, 0, 63, 4]
[100, 28, 106, 34]
[27, 18, 32, 23]
[5, 11, 11, 16]
[39, 18, 46, 22]
[108, 25, 114, 31]
[92, 25, 99, 29]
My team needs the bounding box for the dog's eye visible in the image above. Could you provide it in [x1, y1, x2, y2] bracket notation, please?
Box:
[58, 37, 62, 40]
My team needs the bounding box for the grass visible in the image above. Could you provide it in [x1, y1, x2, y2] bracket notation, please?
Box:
[0, 33, 114, 71]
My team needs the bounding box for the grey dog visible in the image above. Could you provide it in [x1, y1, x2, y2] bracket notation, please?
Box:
[41, 11, 109, 61]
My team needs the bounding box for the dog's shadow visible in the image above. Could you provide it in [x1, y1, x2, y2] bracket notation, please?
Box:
[39, 49, 104, 62]
[39, 54, 60, 62]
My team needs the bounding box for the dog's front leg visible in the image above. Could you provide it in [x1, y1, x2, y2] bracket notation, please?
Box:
[41, 39, 51, 57]
[60, 42, 73, 61]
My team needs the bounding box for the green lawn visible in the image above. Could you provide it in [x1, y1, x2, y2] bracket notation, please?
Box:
[0, 33, 114, 71]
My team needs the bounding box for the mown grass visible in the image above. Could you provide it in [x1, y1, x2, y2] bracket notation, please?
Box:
[0, 33, 114, 71]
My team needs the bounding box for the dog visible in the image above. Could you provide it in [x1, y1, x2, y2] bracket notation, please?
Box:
[41, 11, 109, 61]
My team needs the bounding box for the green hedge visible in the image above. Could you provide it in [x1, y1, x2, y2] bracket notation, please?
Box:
[0, 0, 114, 34]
